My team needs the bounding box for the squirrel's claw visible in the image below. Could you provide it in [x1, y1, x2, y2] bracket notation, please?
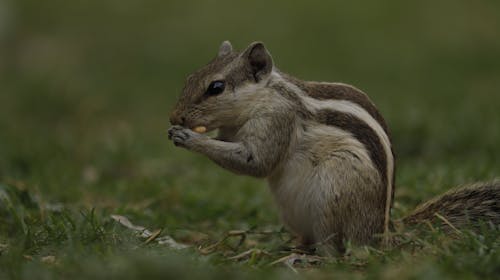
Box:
[168, 125, 203, 148]
[168, 125, 185, 140]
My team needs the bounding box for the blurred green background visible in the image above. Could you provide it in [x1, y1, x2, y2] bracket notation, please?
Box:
[0, 0, 499, 278]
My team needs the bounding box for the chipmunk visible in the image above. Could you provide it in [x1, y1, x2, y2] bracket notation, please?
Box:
[168, 41, 500, 253]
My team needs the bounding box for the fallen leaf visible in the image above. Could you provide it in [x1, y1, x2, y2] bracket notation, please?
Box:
[111, 214, 152, 237]
[41, 255, 56, 264]
[228, 248, 270, 261]
[144, 229, 162, 244]
[270, 253, 324, 268]
[111, 214, 190, 249]
[157, 235, 191, 249]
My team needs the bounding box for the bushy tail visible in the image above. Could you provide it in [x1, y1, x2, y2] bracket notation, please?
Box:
[401, 180, 500, 230]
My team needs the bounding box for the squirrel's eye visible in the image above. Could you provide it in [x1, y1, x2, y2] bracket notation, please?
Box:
[205, 80, 225, 96]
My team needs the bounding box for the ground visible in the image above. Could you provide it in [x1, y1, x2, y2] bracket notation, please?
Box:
[0, 0, 499, 279]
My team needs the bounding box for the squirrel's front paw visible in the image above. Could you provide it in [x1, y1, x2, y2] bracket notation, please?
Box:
[168, 125, 204, 148]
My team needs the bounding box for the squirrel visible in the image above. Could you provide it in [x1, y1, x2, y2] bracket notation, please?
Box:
[167, 41, 500, 253]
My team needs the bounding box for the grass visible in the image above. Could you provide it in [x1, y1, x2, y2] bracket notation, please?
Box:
[1, 0, 500, 279]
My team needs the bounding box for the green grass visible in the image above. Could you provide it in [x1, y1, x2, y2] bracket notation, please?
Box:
[1, 0, 500, 279]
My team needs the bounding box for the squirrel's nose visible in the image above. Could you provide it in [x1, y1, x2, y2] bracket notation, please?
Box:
[169, 111, 185, 126]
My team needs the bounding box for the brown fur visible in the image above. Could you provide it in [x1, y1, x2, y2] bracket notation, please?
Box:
[168, 41, 499, 254]
[402, 180, 500, 229]
[170, 51, 241, 125]
[284, 74, 389, 134]
[315, 110, 388, 187]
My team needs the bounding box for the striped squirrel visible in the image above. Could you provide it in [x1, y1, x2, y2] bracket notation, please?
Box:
[168, 41, 500, 253]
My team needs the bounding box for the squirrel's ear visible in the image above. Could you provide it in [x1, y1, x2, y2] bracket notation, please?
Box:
[218, 40, 233, 57]
[242, 42, 273, 82]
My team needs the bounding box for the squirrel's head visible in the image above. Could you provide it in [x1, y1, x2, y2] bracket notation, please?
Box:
[170, 41, 274, 131]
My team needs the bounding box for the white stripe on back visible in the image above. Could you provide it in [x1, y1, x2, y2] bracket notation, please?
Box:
[273, 72, 394, 235]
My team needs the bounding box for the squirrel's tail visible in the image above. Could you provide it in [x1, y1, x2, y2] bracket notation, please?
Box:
[401, 180, 500, 230]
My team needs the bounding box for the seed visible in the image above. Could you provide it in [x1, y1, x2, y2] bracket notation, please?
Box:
[193, 126, 207, 133]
